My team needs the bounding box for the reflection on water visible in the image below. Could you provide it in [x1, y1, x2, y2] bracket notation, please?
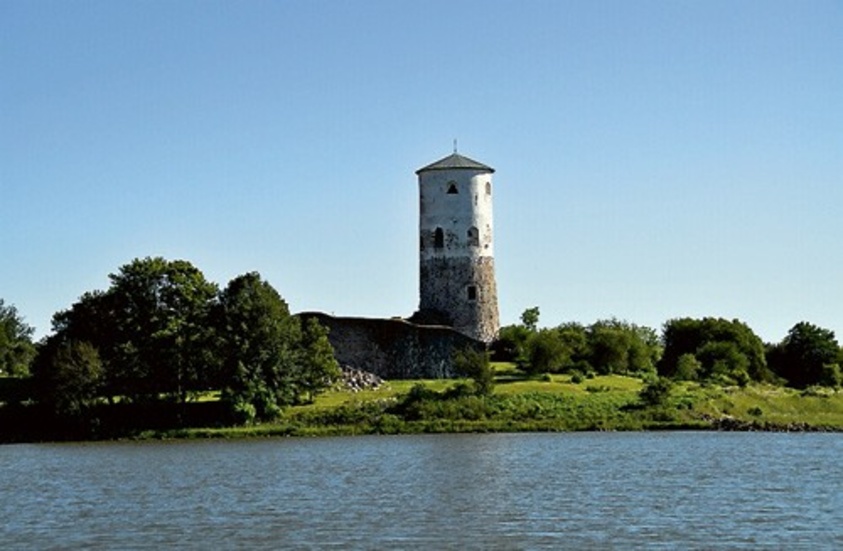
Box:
[2, 432, 842, 549]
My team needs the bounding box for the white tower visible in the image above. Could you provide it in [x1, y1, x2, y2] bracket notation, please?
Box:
[415, 150, 500, 343]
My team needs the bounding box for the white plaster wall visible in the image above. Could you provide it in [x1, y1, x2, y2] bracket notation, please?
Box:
[418, 168, 494, 260]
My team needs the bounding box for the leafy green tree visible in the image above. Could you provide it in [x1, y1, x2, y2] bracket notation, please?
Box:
[659, 318, 771, 384]
[492, 323, 531, 364]
[106, 257, 218, 402]
[454, 346, 494, 395]
[214, 272, 303, 421]
[298, 317, 341, 403]
[674, 353, 702, 381]
[0, 299, 36, 377]
[696, 341, 751, 386]
[49, 257, 218, 403]
[32, 338, 103, 416]
[553, 322, 590, 373]
[768, 322, 840, 388]
[525, 329, 566, 375]
[583, 319, 660, 376]
[520, 307, 540, 332]
[492, 308, 541, 364]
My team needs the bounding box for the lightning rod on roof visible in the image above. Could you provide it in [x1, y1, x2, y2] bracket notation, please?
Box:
[453, 139, 458, 154]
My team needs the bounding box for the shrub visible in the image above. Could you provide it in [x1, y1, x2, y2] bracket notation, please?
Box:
[454, 347, 495, 395]
[639, 377, 672, 407]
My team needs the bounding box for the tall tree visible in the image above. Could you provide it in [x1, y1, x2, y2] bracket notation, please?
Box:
[32, 337, 103, 416]
[106, 257, 218, 401]
[214, 272, 303, 421]
[0, 299, 36, 377]
[297, 317, 341, 403]
[49, 257, 218, 403]
[768, 322, 841, 388]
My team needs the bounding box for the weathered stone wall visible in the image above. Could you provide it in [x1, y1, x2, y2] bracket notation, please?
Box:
[299, 313, 483, 379]
[419, 256, 499, 343]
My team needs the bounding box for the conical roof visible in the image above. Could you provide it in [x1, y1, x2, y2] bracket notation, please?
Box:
[416, 152, 495, 174]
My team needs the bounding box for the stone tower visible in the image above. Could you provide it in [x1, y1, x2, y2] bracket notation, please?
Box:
[415, 151, 500, 343]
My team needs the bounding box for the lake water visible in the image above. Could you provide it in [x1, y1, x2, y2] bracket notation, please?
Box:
[2, 432, 841, 549]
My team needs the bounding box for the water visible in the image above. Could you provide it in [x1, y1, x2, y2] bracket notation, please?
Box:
[2, 432, 841, 549]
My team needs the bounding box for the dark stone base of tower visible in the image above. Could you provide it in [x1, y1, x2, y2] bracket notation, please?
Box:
[418, 256, 499, 343]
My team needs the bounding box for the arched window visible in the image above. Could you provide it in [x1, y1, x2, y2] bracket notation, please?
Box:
[467, 286, 477, 301]
[467, 226, 479, 247]
[447, 181, 458, 194]
[434, 227, 444, 249]
[485, 182, 492, 195]
[420, 235, 425, 251]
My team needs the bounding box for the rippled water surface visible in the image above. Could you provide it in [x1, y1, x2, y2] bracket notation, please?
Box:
[2, 432, 842, 549]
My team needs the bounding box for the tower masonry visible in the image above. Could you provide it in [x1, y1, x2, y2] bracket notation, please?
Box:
[415, 151, 500, 343]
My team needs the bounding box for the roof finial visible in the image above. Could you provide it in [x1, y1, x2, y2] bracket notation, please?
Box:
[453, 138, 458, 154]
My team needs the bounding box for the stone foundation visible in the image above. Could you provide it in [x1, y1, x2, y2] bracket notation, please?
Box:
[419, 256, 499, 343]
[298, 313, 484, 379]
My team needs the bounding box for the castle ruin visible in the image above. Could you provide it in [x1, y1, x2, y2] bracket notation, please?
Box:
[302, 150, 500, 378]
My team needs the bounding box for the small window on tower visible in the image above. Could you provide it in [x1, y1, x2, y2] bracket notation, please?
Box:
[486, 182, 492, 195]
[467, 286, 477, 301]
[447, 181, 458, 194]
[434, 227, 444, 249]
[467, 226, 479, 247]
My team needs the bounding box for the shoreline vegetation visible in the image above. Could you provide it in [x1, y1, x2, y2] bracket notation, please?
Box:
[3, 259, 843, 444]
[3, 366, 842, 444]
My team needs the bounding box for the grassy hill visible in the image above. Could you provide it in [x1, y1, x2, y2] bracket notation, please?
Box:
[168, 364, 843, 439]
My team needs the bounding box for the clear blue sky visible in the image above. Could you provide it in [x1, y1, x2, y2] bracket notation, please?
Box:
[2, 0, 841, 343]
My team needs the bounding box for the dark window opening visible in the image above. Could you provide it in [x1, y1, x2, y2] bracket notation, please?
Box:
[467, 286, 477, 300]
[486, 181, 492, 195]
[420, 235, 425, 251]
[434, 227, 444, 249]
[467, 226, 479, 247]
[447, 181, 458, 194]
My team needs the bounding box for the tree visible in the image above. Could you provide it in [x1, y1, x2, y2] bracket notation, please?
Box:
[525, 329, 566, 374]
[492, 323, 531, 364]
[551, 322, 591, 373]
[214, 272, 304, 421]
[695, 340, 750, 386]
[106, 257, 218, 402]
[586, 319, 659, 376]
[454, 346, 494, 395]
[674, 353, 702, 381]
[32, 337, 103, 416]
[298, 317, 341, 403]
[768, 322, 840, 388]
[520, 307, 540, 332]
[659, 318, 771, 384]
[0, 299, 36, 377]
[48, 257, 218, 403]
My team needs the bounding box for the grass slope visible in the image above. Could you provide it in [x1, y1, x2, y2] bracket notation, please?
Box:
[172, 367, 843, 439]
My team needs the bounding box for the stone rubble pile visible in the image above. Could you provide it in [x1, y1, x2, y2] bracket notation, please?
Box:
[339, 366, 384, 392]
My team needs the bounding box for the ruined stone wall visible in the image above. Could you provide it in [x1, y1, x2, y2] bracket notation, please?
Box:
[299, 313, 483, 379]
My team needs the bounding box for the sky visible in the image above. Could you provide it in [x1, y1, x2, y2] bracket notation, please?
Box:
[2, 0, 841, 343]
